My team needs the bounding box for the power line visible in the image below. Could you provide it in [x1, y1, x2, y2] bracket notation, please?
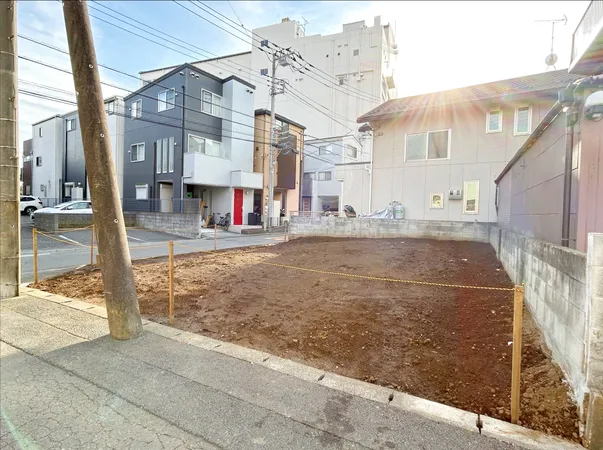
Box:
[226, 1, 244, 27]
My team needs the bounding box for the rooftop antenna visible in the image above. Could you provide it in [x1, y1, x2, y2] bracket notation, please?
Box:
[536, 15, 567, 70]
[299, 16, 309, 35]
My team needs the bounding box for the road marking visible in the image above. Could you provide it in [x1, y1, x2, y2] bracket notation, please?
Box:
[22, 253, 51, 258]
[127, 235, 146, 242]
[59, 235, 81, 245]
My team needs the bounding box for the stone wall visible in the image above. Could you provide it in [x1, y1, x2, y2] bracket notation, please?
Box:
[289, 216, 490, 242]
[132, 212, 202, 238]
[489, 226, 589, 411]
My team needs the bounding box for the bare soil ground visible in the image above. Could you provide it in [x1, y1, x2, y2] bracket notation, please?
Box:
[35, 237, 580, 440]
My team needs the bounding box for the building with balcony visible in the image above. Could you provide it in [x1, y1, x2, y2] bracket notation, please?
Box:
[569, 0, 603, 76]
[123, 63, 262, 225]
[24, 97, 125, 205]
[253, 109, 305, 224]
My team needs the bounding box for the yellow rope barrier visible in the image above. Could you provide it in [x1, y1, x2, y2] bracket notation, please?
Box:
[261, 262, 514, 291]
[37, 231, 90, 248]
[42, 225, 94, 234]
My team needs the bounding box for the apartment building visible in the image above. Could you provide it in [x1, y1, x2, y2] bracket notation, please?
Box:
[357, 70, 581, 222]
[301, 135, 365, 212]
[26, 97, 126, 204]
[253, 109, 305, 224]
[123, 63, 262, 225]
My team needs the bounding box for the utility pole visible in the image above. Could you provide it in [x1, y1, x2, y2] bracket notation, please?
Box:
[0, 0, 20, 299]
[62, 0, 142, 339]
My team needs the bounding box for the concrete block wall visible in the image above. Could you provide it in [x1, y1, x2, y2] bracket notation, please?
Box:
[585, 233, 603, 448]
[133, 212, 202, 238]
[489, 226, 589, 409]
[289, 216, 491, 242]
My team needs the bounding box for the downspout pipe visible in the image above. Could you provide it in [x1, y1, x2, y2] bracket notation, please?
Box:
[560, 75, 598, 247]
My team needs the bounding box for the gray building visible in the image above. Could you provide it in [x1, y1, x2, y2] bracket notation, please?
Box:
[123, 63, 262, 225]
[26, 97, 125, 204]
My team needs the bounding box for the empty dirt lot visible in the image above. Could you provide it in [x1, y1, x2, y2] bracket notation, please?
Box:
[35, 237, 579, 440]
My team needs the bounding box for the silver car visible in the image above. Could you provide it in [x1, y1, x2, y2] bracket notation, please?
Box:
[34, 200, 93, 216]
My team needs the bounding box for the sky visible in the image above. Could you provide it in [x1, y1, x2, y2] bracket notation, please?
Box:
[17, 0, 590, 148]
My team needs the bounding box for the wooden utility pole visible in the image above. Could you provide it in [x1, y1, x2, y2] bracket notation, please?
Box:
[0, 0, 20, 299]
[62, 1, 142, 339]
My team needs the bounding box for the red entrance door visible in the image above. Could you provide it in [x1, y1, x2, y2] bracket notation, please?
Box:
[233, 189, 243, 225]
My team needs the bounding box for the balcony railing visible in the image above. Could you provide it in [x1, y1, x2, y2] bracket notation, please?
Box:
[570, 0, 603, 72]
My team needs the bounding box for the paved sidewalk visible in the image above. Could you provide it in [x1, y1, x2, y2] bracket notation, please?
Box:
[0, 294, 578, 450]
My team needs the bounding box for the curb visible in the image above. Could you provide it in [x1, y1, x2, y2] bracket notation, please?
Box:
[23, 287, 583, 450]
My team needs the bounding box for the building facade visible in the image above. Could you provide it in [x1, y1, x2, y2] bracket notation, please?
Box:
[22, 138, 32, 195]
[357, 70, 581, 222]
[26, 98, 125, 205]
[123, 63, 262, 225]
[253, 109, 305, 223]
[302, 135, 366, 212]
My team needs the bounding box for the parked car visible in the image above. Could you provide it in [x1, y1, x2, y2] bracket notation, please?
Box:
[20, 196, 43, 216]
[34, 200, 93, 216]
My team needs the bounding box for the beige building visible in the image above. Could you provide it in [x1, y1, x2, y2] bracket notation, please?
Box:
[254, 109, 305, 224]
[357, 70, 580, 222]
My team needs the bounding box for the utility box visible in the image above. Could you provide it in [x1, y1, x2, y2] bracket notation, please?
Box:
[448, 189, 462, 200]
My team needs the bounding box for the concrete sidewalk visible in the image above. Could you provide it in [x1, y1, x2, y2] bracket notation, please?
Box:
[0, 292, 581, 450]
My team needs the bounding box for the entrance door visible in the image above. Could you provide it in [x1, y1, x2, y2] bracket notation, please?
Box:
[159, 183, 173, 213]
[233, 188, 243, 225]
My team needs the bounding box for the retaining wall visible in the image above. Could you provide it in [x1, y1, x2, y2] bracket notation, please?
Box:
[289, 216, 491, 242]
[132, 212, 202, 238]
[34, 213, 136, 232]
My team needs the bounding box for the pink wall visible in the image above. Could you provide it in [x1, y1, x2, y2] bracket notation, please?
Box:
[576, 107, 603, 252]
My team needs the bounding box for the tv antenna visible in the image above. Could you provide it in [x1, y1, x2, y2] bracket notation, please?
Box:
[299, 16, 309, 35]
[536, 15, 567, 70]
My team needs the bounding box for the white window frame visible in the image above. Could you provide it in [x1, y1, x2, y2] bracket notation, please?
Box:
[318, 146, 329, 155]
[514, 105, 532, 136]
[404, 129, 451, 162]
[168, 137, 174, 173]
[158, 88, 175, 112]
[130, 142, 145, 163]
[135, 184, 149, 200]
[486, 109, 503, 133]
[462, 180, 480, 215]
[66, 118, 75, 132]
[131, 99, 142, 119]
[318, 171, 332, 181]
[201, 89, 222, 117]
[105, 101, 115, 114]
[345, 144, 358, 159]
[187, 134, 228, 159]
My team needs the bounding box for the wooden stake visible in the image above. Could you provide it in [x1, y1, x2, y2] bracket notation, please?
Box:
[214, 223, 217, 251]
[168, 241, 174, 325]
[90, 224, 95, 265]
[32, 228, 38, 285]
[511, 285, 524, 424]
[284, 221, 288, 242]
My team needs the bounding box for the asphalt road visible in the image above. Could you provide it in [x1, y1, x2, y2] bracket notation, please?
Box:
[19, 216, 286, 283]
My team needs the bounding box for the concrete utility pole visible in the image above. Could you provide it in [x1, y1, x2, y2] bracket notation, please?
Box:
[0, 0, 20, 300]
[62, 0, 142, 339]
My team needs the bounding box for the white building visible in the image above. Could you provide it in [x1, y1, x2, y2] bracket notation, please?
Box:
[139, 16, 398, 212]
[28, 97, 126, 205]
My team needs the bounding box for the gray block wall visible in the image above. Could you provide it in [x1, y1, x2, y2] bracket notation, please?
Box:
[489, 226, 589, 411]
[35, 213, 136, 233]
[289, 216, 491, 242]
[133, 212, 202, 238]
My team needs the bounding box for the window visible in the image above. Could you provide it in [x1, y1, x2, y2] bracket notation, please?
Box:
[131, 99, 142, 119]
[463, 180, 480, 214]
[338, 77, 345, 85]
[66, 118, 75, 131]
[38, 127, 43, 137]
[23, 155, 32, 163]
[36, 156, 42, 166]
[130, 143, 145, 162]
[201, 90, 222, 117]
[155, 138, 173, 173]
[353, 49, 359, 56]
[486, 109, 502, 133]
[345, 144, 358, 159]
[318, 146, 329, 155]
[64, 183, 73, 197]
[405, 129, 450, 161]
[318, 171, 332, 181]
[158, 88, 175, 112]
[168, 137, 174, 173]
[105, 101, 114, 114]
[304, 172, 316, 180]
[135, 184, 149, 200]
[162, 138, 168, 173]
[187, 134, 228, 159]
[514, 106, 531, 135]
[275, 119, 289, 133]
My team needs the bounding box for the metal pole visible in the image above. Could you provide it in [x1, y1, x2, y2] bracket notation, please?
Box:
[63, 1, 142, 339]
[90, 224, 95, 265]
[511, 285, 524, 424]
[168, 241, 174, 325]
[0, 0, 20, 298]
[32, 228, 38, 285]
[561, 113, 575, 247]
[267, 52, 278, 232]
